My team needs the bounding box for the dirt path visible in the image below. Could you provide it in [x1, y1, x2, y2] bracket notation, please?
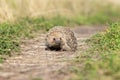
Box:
[0, 26, 107, 80]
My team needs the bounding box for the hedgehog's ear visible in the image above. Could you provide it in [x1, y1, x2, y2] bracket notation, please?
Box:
[53, 38, 56, 41]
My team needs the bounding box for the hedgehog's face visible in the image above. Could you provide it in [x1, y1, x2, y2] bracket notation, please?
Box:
[52, 37, 62, 46]
[46, 32, 63, 48]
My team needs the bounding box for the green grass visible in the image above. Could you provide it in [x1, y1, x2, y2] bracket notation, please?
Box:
[87, 23, 120, 51]
[70, 51, 120, 80]
[67, 23, 120, 80]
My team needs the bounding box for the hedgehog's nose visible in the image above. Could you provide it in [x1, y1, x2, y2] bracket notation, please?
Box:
[55, 40, 61, 45]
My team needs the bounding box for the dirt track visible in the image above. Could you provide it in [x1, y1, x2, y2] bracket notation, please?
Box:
[0, 26, 107, 80]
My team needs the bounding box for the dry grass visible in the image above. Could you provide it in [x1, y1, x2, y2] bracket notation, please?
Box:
[0, 0, 119, 23]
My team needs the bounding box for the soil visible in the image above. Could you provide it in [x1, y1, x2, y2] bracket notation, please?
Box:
[0, 26, 107, 80]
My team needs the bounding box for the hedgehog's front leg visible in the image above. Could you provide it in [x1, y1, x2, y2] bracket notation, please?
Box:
[61, 43, 71, 51]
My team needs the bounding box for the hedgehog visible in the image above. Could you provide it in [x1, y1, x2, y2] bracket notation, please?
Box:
[45, 26, 77, 51]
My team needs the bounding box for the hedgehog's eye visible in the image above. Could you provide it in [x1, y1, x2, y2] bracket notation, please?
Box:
[53, 38, 56, 41]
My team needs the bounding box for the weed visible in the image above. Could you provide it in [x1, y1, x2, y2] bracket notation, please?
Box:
[87, 23, 120, 51]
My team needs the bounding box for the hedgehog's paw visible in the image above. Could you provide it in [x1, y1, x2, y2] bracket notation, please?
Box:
[60, 48, 66, 51]
[61, 44, 71, 51]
